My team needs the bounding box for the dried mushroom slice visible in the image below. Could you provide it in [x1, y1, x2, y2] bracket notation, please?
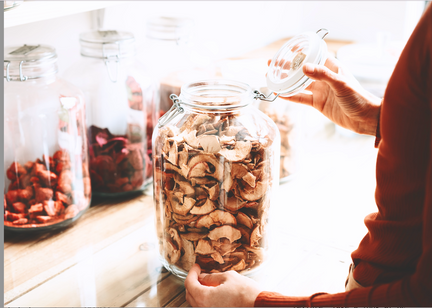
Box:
[213, 238, 242, 256]
[195, 239, 215, 255]
[190, 198, 216, 215]
[211, 251, 225, 264]
[250, 226, 261, 248]
[219, 141, 252, 162]
[224, 197, 247, 212]
[230, 259, 246, 271]
[178, 237, 196, 271]
[173, 174, 195, 195]
[236, 212, 253, 229]
[185, 130, 200, 148]
[187, 154, 224, 180]
[168, 141, 178, 165]
[180, 232, 208, 241]
[195, 210, 237, 229]
[208, 225, 241, 243]
[198, 135, 221, 153]
[239, 179, 268, 201]
[203, 183, 219, 201]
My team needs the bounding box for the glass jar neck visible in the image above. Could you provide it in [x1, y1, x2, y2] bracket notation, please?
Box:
[146, 17, 192, 42]
[4, 56, 58, 82]
[80, 41, 136, 60]
[178, 80, 253, 113]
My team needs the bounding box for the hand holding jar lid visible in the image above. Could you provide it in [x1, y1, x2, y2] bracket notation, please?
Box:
[266, 28, 329, 98]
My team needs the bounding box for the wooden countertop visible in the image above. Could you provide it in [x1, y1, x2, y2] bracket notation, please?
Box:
[5, 38, 379, 308]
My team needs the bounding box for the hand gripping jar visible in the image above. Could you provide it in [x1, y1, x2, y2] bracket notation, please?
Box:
[152, 29, 329, 278]
[63, 30, 155, 196]
[4, 44, 91, 232]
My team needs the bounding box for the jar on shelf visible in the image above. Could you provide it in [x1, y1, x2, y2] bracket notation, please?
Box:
[141, 17, 215, 122]
[152, 28, 329, 279]
[4, 44, 91, 232]
[142, 16, 194, 117]
[63, 30, 155, 196]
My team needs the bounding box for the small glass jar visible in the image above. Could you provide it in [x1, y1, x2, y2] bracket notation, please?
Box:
[63, 30, 155, 196]
[4, 44, 91, 232]
[153, 80, 280, 278]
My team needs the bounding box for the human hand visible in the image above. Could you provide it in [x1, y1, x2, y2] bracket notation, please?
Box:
[271, 56, 382, 135]
[184, 264, 263, 307]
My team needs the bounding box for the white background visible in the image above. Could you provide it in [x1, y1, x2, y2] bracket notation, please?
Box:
[4, 1, 426, 75]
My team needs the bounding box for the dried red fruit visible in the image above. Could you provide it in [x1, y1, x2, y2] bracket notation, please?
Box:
[12, 202, 27, 214]
[37, 169, 58, 187]
[28, 203, 44, 214]
[12, 218, 28, 225]
[88, 125, 147, 194]
[55, 191, 71, 205]
[6, 162, 27, 181]
[35, 187, 54, 203]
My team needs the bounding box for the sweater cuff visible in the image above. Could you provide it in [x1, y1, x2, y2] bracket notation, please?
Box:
[254, 291, 311, 307]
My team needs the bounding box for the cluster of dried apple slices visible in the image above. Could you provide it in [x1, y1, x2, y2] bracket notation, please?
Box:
[154, 112, 274, 273]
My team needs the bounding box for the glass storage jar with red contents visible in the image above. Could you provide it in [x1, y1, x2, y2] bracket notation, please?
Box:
[64, 30, 156, 196]
[4, 44, 91, 232]
[152, 28, 329, 279]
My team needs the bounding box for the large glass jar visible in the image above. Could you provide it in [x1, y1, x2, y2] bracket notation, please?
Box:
[63, 30, 155, 196]
[153, 80, 280, 278]
[4, 44, 91, 232]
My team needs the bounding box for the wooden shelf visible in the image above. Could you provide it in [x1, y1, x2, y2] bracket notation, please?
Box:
[4, 1, 122, 28]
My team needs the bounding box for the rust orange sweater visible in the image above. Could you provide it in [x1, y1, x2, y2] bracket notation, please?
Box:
[255, 5, 432, 307]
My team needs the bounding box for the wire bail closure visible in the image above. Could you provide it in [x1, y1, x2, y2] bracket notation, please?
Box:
[102, 43, 120, 83]
[4, 60, 28, 82]
[253, 90, 280, 102]
[158, 94, 185, 128]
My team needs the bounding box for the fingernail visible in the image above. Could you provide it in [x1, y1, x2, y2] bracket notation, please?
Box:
[303, 63, 315, 75]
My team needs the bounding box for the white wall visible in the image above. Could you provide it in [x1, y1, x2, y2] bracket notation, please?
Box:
[4, 1, 426, 74]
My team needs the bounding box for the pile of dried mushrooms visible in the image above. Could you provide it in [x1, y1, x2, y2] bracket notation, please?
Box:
[154, 112, 276, 274]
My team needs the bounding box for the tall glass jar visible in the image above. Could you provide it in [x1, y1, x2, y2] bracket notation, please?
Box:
[153, 80, 280, 278]
[4, 44, 91, 232]
[63, 30, 155, 196]
[142, 17, 193, 117]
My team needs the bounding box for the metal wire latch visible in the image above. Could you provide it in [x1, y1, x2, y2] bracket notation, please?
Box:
[4, 60, 28, 82]
[253, 90, 280, 102]
[157, 94, 185, 128]
[102, 43, 120, 83]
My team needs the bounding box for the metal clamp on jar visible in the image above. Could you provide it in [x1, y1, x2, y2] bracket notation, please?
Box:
[4, 44, 91, 232]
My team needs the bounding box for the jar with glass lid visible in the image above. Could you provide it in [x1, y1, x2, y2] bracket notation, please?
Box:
[152, 28, 329, 279]
[4, 44, 91, 232]
[63, 30, 155, 196]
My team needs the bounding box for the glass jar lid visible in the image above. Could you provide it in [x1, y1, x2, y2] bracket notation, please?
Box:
[4, 44, 58, 81]
[80, 30, 136, 59]
[266, 29, 328, 97]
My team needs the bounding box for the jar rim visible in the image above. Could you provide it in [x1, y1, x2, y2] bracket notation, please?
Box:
[178, 79, 253, 111]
